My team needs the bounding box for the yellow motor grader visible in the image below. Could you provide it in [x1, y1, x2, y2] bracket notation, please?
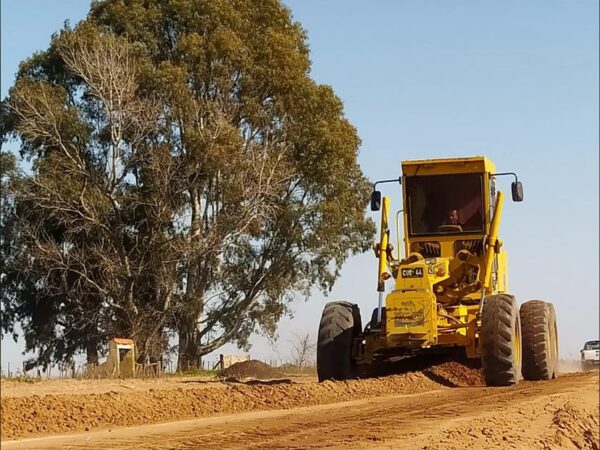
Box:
[317, 156, 558, 386]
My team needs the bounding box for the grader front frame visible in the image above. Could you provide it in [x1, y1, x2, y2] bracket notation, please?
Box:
[317, 156, 558, 386]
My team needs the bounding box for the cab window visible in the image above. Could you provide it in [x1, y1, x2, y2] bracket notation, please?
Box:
[405, 174, 484, 236]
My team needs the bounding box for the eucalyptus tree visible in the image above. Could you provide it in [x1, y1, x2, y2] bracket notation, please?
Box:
[1, 0, 374, 369]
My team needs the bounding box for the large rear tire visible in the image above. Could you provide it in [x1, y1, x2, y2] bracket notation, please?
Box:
[520, 300, 559, 380]
[481, 294, 522, 386]
[317, 301, 361, 382]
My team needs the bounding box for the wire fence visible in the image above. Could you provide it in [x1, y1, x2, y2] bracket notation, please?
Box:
[0, 356, 315, 380]
[1, 361, 93, 380]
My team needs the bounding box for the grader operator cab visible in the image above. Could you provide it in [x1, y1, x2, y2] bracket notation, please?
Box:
[317, 156, 558, 386]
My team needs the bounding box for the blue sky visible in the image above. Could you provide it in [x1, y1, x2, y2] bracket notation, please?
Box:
[1, 1, 598, 369]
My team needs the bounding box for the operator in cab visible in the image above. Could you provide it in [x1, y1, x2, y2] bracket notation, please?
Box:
[439, 208, 464, 232]
[447, 209, 462, 226]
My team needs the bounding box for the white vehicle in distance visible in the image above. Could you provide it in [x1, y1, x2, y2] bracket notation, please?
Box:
[581, 340, 599, 371]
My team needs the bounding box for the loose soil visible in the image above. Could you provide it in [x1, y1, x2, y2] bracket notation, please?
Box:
[1, 371, 439, 439]
[0, 375, 224, 398]
[424, 361, 485, 386]
[222, 359, 279, 379]
[1, 363, 597, 450]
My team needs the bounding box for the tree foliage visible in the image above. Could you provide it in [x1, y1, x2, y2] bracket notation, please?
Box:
[1, 0, 374, 369]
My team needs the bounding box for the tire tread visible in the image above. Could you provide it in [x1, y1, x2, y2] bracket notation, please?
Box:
[481, 294, 521, 386]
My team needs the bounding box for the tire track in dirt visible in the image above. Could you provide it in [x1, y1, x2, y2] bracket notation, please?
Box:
[3, 366, 459, 439]
[3, 371, 597, 450]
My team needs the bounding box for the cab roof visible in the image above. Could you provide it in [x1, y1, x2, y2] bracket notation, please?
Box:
[401, 156, 496, 176]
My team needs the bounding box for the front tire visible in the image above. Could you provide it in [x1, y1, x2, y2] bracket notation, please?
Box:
[481, 294, 522, 386]
[520, 300, 559, 380]
[317, 301, 361, 382]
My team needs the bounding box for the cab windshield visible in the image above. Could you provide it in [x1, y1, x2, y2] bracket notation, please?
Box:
[584, 341, 599, 350]
[405, 173, 485, 236]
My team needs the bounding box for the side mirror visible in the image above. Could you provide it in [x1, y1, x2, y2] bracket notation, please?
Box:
[370, 190, 382, 211]
[511, 181, 524, 202]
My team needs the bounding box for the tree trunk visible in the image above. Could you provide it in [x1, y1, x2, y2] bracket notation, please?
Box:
[177, 317, 202, 371]
[130, 316, 166, 366]
[86, 336, 99, 365]
[177, 186, 204, 372]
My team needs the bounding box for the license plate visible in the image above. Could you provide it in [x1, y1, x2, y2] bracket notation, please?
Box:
[401, 267, 424, 278]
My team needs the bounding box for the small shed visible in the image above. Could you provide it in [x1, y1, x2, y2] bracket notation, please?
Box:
[87, 338, 136, 378]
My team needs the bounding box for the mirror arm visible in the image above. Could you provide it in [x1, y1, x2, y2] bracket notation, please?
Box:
[491, 172, 519, 183]
[373, 176, 402, 190]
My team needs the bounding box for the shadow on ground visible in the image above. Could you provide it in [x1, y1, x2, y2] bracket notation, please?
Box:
[181, 377, 295, 386]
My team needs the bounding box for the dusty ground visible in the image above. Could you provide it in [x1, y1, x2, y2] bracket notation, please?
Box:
[0, 375, 223, 398]
[0, 361, 316, 399]
[1, 365, 598, 449]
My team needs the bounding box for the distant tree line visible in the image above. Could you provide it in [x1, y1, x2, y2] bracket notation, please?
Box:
[0, 0, 374, 370]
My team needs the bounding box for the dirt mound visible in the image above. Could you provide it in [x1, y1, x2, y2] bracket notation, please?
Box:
[222, 360, 278, 379]
[0, 371, 440, 439]
[359, 353, 483, 387]
[425, 361, 484, 387]
[549, 401, 600, 449]
[3, 372, 597, 449]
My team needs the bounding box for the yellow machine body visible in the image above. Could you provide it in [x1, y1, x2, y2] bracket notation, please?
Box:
[363, 156, 509, 362]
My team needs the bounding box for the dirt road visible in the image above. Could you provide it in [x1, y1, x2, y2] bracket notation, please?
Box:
[2, 371, 598, 450]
